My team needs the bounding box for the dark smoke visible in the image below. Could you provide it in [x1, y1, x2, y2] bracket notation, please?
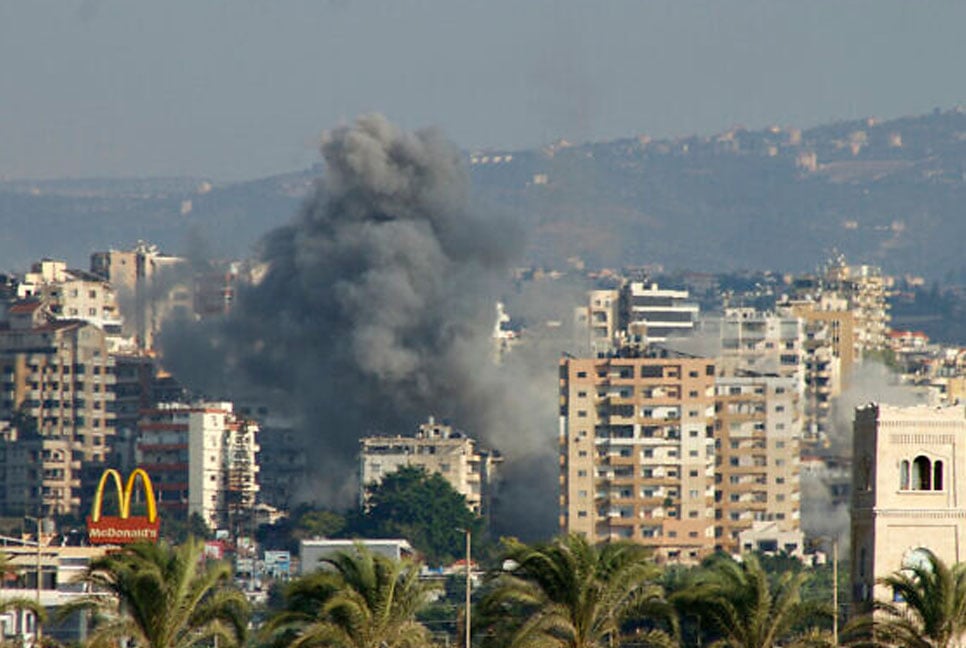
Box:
[161, 115, 564, 538]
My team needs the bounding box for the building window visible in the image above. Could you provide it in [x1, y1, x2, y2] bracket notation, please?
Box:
[900, 460, 910, 490]
[912, 456, 932, 490]
[935, 460, 944, 491]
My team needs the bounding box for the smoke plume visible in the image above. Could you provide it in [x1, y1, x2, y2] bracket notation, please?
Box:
[161, 115, 566, 538]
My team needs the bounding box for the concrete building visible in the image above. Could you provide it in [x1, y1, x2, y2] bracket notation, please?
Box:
[16, 260, 124, 344]
[714, 374, 801, 553]
[718, 308, 805, 391]
[359, 417, 500, 517]
[0, 423, 80, 517]
[780, 299, 856, 445]
[850, 403, 966, 615]
[137, 402, 260, 531]
[574, 289, 621, 355]
[825, 261, 892, 355]
[621, 282, 700, 344]
[559, 350, 716, 562]
[90, 242, 188, 350]
[299, 538, 413, 575]
[0, 303, 116, 516]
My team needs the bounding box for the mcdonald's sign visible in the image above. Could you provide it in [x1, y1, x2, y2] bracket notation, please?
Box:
[86, 468, 161, 545]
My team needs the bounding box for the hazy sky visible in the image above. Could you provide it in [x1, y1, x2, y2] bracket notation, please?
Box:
[1, 1, 964, 180]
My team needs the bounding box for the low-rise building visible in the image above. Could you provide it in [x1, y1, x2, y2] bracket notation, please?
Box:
[359, 417, 500, 517]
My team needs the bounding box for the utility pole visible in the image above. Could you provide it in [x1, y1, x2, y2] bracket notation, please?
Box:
[833, 538, 839, 646]
[25, 514, 43, 647]
[464, 529, 471, 648]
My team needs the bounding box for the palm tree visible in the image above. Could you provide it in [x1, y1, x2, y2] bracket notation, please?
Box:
[479, 534, 673, 648]
[264, 545, 435, 648]
[672, 553, 825, 648]
[62, 538, 249, 648]
[868, 548, 966, 648]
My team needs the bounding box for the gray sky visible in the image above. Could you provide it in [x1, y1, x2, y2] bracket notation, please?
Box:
[1, 0, 963, 181]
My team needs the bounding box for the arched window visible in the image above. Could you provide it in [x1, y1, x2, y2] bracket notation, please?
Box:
[934, 460, 944, 491]
[900, 460, 910, 490]
[912, 456, 932, 491]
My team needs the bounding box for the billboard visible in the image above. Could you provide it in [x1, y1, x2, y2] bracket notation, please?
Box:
[86, 468, 161, 545]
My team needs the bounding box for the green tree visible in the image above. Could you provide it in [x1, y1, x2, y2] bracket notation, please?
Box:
[866, 548, 966, 648]
[356, 466, 482, 565]
[264, 545, 435, 648]
[62, 539, 249, 648]
[672, 553, 829, 648]
[479, 534, 673, 648]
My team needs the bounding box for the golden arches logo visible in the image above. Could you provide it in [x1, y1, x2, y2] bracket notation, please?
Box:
[90, 468, 158, 523]
[87, 468, 161, 545]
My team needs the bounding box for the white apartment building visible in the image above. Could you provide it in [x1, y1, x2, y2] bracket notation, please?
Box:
[621, 282, 700, 344]
[138, 402, 259, 531]
[17, 259, 124, 341]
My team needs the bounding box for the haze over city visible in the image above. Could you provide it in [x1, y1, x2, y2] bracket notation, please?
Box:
[3, 3, 966, 648]
[2, 1, 966, 179]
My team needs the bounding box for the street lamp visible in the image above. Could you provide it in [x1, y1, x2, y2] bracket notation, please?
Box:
[456, 528, 471, 648]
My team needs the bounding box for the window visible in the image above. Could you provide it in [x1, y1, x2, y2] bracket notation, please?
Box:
[935, 461, 945, 491]
[912, 456, 932, 490]
[900, 460, 910, 490]
[577, 371, 587, 378]
[689, 470, 698, 477]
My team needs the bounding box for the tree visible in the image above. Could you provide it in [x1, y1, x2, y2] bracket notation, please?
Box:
[868, 548, 966, 648]
[264, 545, 435, 648]
[672, 553, 828, 648]
[61, 539, 249, 648]
[479, 534, 673, 648]
[356, 466, 482, 565]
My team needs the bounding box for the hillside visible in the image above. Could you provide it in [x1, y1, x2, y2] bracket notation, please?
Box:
[3, 109, 966, 278]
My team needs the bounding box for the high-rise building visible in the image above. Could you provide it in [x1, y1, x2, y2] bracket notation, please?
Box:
[90, 242, 188, 350]
[714, 374, 801, 553]
[0, 302, 116, 516]
[137, 402, 260, 530]
[718, 308, 804, 390]
[359, 417, 501, 518]
[850, 403, 966, 615]
[559, 350, 716, 562]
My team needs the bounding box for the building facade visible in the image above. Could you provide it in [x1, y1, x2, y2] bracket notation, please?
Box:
[714, 374, 801, 553]
[559, 351, 717, 562]
[0, 303, 116, 516]
[850, 403, 966, 615]
[137, 401, 260, 530]
[359, 417, 500, 517]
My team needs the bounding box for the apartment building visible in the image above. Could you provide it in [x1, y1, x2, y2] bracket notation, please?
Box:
[559, 350, 716, 562]
[90, 242, 189, 350]
[718, 307, 804, 390]
[714, 374, 801, 553]
[851, 403, 966, 615]
[621, 282, 700, 344]
[359, 417, 500, 517]
[825, 261, 892, 354]
[0, 302, 116, 516]
[137, 401, 260, 530]
[16, 260, 123, 339]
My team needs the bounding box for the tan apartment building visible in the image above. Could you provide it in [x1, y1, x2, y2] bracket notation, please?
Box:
[359, 417, 500, 517]
[559, 350, 716, 562]
[0, 302, 116, 516]
[714, 374, 801, 553]
[90, 242, 189, 350]
[851, 403, 966, 615]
